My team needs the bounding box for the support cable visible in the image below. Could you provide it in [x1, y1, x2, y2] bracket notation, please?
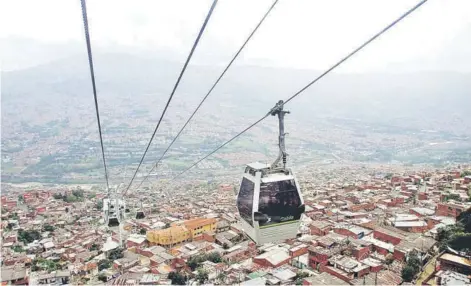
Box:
[134, 0, 279, 191]
[80, 0, 110, 191]
[124, 0, 218, 195]
[170, 0, 428, 182]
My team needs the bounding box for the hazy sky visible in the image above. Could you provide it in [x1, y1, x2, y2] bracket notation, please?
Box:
[1, 0, 471, 72]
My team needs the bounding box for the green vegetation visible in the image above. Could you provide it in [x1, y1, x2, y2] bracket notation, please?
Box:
[98, 274, 108, 282]
[18, 195, 24, 203]
[437, 208, 471, 252]
[31, 258, 60, 272]
[108, 248, 124, 261]
[444, 193, 461, 202]
[460, 170, 471, 177]
[53, 192, 84, 203]
[12, 245, 24, 253]
[18, 229, 41, 244]
[9, 212, 19, 220]
[95, 200, 103, 210]
[187, 252, 223, 271]
[294, 272, 310, 285]
[140, 228, 147, 235]
[196, 268, 209, 284]
[168, 271, 188, 285]
[401, 251, 421, 282]
[384, 173, 393, 180]
[6, 223, 15, 230]
[43, 224, 55, 232]
[98, 259, 112, 271]
[90, 243, 99, 251]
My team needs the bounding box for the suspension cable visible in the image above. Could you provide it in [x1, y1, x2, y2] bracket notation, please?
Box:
[170, 0, 428, 182]
[123, 0, 218, 195]
[133, 0, 279, 191]
[80, 0, 110, 191]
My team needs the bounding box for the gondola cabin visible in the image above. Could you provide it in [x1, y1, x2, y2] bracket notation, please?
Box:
[103, 198, 126, 227]
[237, 162, 305, 244]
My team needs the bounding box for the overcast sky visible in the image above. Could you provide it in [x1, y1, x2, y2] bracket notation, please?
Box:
[1, 0, 471, 72]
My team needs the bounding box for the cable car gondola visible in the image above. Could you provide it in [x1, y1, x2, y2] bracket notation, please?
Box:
[236, 100, 305, 245]
[103, 197, 126, 227]
[135, 201, 146, 219]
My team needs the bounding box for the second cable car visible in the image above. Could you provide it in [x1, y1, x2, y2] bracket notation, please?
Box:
[236, 100, 305, 244]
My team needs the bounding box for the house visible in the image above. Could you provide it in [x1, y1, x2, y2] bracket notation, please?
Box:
[436, 202, 470, 218]
[37, 270, 71, 285]
[139, 246, 167, 258]
[291, 253, 309, 269]
[321, 254, 370, 283]
[126, 234, 147, 249]
[302, 272, 349, 285]
[392, 221, 428, 233]
[437, 253, 471, 274]
[309, 220, 333, 236]
[216, 220, 230, 233]
[373, 227, 404, 245]
[253, 247, 291, 268]
[333, 224, 371, 239]
[308, 246, 341, 269]
[410, 207, 435, 217]
[0, 266, 28, 285]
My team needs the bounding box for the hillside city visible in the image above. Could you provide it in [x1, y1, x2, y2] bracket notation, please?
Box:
[2, 164, 471, 285]
[2, 2, 471, 286]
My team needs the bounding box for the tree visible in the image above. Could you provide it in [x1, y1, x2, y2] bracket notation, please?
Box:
[18, 195, 24, 203]
[108, 248, 124, 260]
[140, 228, 147, 235]
[460, 170, 471, 177]
[294, 272, 309, 285]
[72, 189, 84, 198]
[90, 243, 99, 251]
[207, 252, 222, 263]
[164, 222, 171, 229]
[445, 193, 461, 202]
[196, 268, 209, 284]
[98, 274, 107, 283]
[216, 272, 226, 284]
[407, 251, 421, 272]
[98, 259, 111, 271]
[168, 271, 187, 285]
[458, 208, 471, 233]
[9, 212, 19, 220]
[400, 251, 421, 282]
[18, 229, 41, 244]
[43, 224, 55, 232]
[95, 200, 103, 210]
[401, 265, 416, 282]
[12, 245, 24, 253]
[53, 193, 63, 200]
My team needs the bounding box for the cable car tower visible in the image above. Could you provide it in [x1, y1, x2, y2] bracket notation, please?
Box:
[236, 100, 305, 244]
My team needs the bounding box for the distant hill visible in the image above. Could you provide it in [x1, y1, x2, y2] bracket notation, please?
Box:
[3, 52, 471, 135]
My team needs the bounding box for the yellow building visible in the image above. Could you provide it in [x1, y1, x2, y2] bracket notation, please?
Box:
[183, 218, 217, 239]
[146, 225, 190, 246]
